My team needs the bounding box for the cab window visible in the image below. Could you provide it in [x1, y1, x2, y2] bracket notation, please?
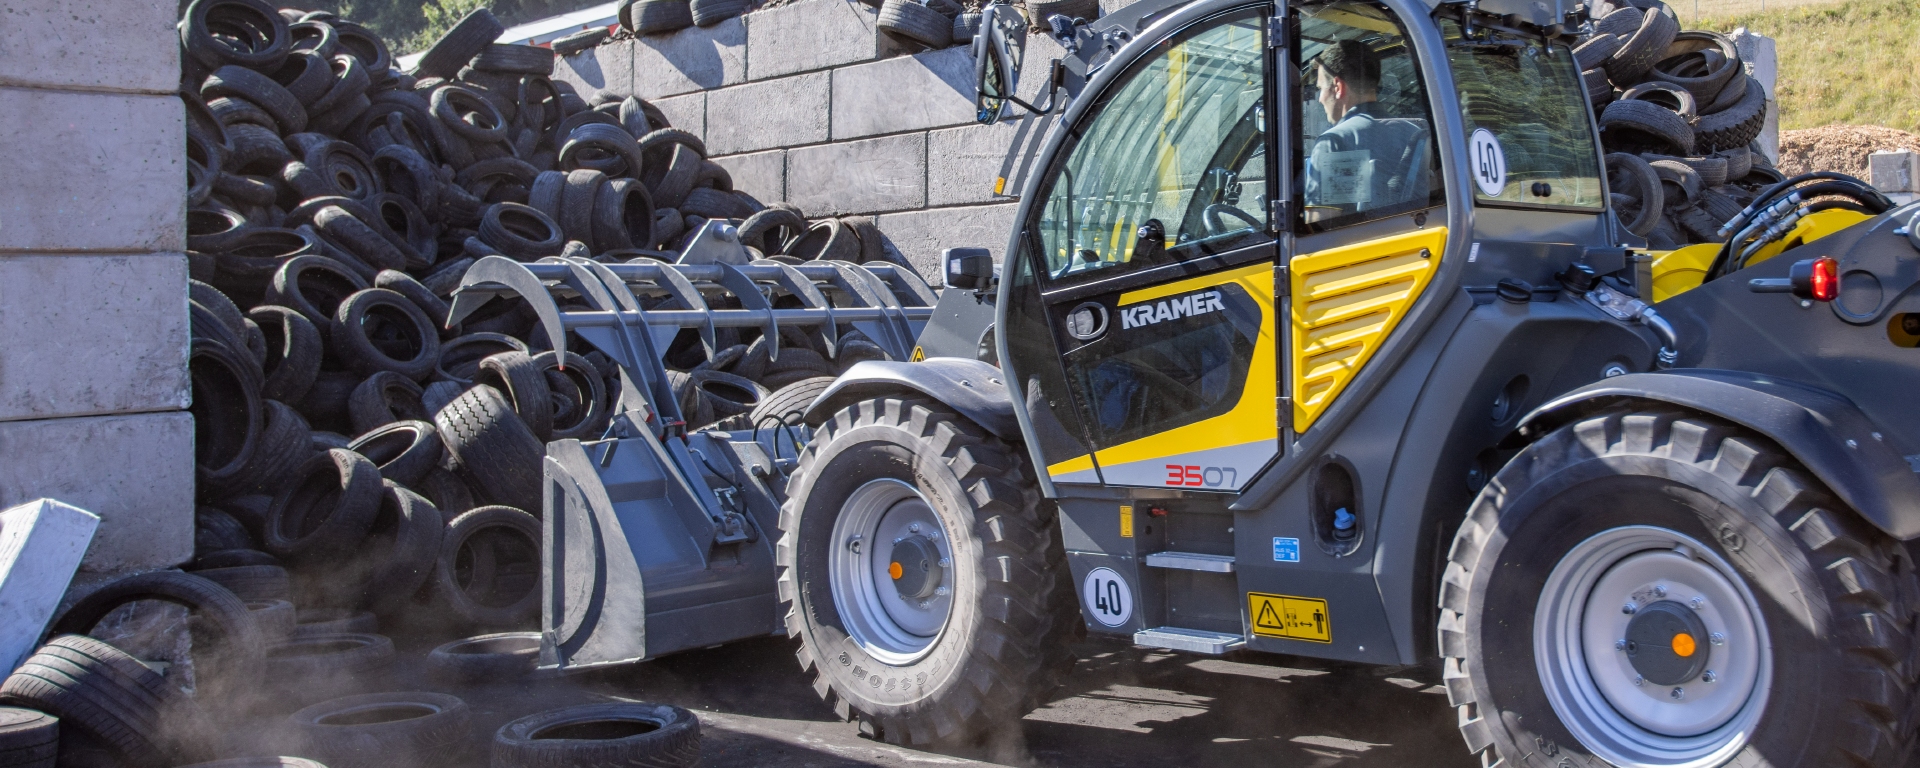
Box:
[1443, 17, 1604, 208]
[1031, 9, 1269, 285]
[1296, 2, 1443, 233]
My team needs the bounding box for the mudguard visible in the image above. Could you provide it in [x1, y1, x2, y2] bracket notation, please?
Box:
[804, 358, 1018, 440]
[1515, 369, 1920, 540]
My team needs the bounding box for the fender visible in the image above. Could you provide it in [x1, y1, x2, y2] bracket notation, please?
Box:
[1514, 369, 1920, 540]
[803, 358, 1019, 441]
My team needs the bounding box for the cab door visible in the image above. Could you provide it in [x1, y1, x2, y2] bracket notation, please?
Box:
[1001, 6, 1284, 492]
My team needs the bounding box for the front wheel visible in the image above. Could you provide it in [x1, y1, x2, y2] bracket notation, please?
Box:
[1440, 409, 1918, 767]
[777, 396, 1076, 747]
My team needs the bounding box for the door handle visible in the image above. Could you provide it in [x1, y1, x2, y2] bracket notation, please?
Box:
[1133, 218, 1166, 261]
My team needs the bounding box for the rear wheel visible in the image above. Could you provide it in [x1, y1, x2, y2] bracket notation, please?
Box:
[776, 396, 1074, 747]
[1440, 409, 1918, 767]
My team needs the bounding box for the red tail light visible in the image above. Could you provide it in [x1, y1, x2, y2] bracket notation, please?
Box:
[1809, 257, 1838, 302]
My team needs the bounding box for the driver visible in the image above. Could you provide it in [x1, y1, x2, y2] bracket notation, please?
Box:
[1304, 40, 1426, 219]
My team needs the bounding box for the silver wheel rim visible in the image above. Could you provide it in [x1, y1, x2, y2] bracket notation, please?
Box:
[828, 478, 954, 665]
[1535, 525, 1772, 767]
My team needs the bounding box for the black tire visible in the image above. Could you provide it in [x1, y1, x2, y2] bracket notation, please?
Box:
[679, 187, 752, 221]
[248, 599, 298, 643]
[1602, 4, 1677, 84]
[1605, 153, 1664, 236]
[471, 44, 555, 76]
[425, 633, 540, 684]
[430, 84, 509, 145]
[202, 65, 307, 134]
[737, 207, 806, 254]
[190, 338, 264, 494]
[1027, 0, 1098, 22]
[347, 420, 444, 486]
[631, 0, 695, 35]
[314, 207, 407, 273]
[370, 145, 442, 212]
[435, 386, 545, 512]
[411, 7, 503, 79]
[291, 692, 471, 768]
[267, 255, 370, 333]
[1572, 33, 1621, 72]
[181, 0, 289, 70]
[777, 397, 1075, 746]
[1591, 4, 1642, 38]
[1716, 145, 1753, 181]
[0, 637, 178, 768]
[1700, 186, 1744, 225]
[50, 572, 267, 695]
[1649, 31, 1739, 105]
[197, 506, 256, 553]
[437, 507, 541, 627]
[877, 0, 952, 47]
[478, 203, 567, 260]
[952, 12, 981, 43]
[268, 51, 335, 107]
[190, 548, 279, 570]
[1703, 68, 1750, 115]
[1440, 409, 1918, 767]
[177, 758, 325, 768]
[530, 351, 609, 441]
[435, 334, 528, 386]
[527, 171, 567, 222]
[347, 371, 429, 436]
[475, 351, 556, 442]
[292, 610, 378, 640]
[296, 371, 362, 436]
[560, 169, 607, 252]
[373, 270, 452, 333]
[1600, 98, 1694, 156]
[249, 306, 324, 404]
[784, 218, 861, 261]
[745, 376, 835, 431]
[264, 449, 384, 560]
[648, 146, 700, 211]
[1695, 76, 1766, 154]
[366, 194, 436, 269]
[593, 178, 654, 252]
[690, 0, 749, 26]
[356, 483, 446, 615]
[1650, 158, 1703, 206]
[491, 703, 699, 768]
[0, 706, 59, 768]
[192, 565, 290, 602]
[333, 288, 441, 381]
[416, 468, 477, 520]
[688, 369, 767, 420]
[189, 280, 249, 341]
[216, 399, 314, 500]
[560, 123, 646, 180]
[264, 635, 395, 697]
[188, 207, 249, 254]
[550, 28, 610, 56]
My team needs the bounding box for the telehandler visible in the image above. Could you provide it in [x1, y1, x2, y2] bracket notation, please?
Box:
[451, 0, 1920, 763]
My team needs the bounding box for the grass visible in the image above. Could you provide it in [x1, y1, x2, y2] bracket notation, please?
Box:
[1692, 0, 1920, 133]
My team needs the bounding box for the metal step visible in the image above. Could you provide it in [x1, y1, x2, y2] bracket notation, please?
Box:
[1143, 551, 1235, 573]
[1134, 626, 1247, 655]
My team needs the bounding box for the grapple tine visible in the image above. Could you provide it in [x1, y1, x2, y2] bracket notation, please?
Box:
[649, 262, 719, 361]
[715, 262, 778, 354]
[452, 256, 569, 359]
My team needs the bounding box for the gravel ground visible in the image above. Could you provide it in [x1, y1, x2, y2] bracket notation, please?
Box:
[1778, 124, 1920, 179]
[223, 635, 1472, 767]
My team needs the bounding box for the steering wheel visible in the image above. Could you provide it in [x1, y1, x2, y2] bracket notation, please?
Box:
[1203, 203, 1263, 237]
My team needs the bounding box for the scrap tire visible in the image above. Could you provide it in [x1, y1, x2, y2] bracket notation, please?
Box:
[689, 0, 749, 26]
[0, 707, 58, 768]
[777, 396, 1075, 747]
[1438, 409, 1919, 767]
[1695, 77, 1767, 154]
[1602, 4, 1678, 84]
[747, 376, 836, 429]
[0, 638, 178, 768]
[1600, 98, 1694, 156]
[492, 703, 699, 768]
[264, 449, 384, 560]
[877, 0, 953, 47]
[51, 573, 267, 703]
[435, 385, 545, 513]
[410, 7, 504, 80]
[289, 692, 470, 768]
[1605, 152, 1665, 237]
[425, 633, 540, 684]
[437, 506, 542, 627]
[631, 0, 695, 35]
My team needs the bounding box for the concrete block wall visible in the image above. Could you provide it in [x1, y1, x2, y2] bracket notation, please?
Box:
[0, 2, 195, 576]
[551, 0, 1072, 282]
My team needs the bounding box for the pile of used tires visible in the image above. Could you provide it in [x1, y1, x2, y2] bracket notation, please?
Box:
[1570, 0, 1778, 248]
[0, 2, 925, 765]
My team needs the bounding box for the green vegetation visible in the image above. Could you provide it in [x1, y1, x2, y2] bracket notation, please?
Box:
[1698, 0, 1920, 132]
[301, 0, 604, 55]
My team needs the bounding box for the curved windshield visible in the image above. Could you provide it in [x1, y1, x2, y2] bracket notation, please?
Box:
[1443, 17, 1604, 209]
[1031, 9, 1269, 285]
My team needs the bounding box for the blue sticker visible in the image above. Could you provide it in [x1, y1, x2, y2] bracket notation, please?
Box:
[1273, 537, 1300, 563]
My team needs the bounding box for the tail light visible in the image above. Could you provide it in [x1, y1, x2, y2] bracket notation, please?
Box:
[1789, 257, 1839, 302]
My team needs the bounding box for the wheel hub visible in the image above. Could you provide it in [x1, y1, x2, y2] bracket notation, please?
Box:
[889, 535, 943, 600]
[1624, 600, 1709, 686]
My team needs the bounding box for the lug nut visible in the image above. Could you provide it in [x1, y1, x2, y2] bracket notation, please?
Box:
[1709, 632, 1725, 646]
[1703, 670, 1717, 683]
[1622, 602, 1638, 615]
[1671, 687, 1685, 700]
[1615, 639, 1628, 651]
[908, 522, 920, 533]
[1632, 675, 1644, 687]
[848, 536, 862, 553]
[1651, 584, 1667, 597]
[1690, 596, 1706, 610]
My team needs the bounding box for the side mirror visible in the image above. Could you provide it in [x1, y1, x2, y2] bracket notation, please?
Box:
[972, 4, 1026, 125]
[944, 248, 996, 290]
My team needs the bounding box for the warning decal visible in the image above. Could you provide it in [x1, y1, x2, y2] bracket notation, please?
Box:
[909, 346, 926, 362]
[1248, 593, 1331, 643]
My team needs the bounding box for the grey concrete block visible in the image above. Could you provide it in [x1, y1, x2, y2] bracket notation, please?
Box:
[786, 134, 927, 216]
[926, 116, 1055, 206]
[653, 92, 706, 140]
[0, 254, 190, 422]
[1730, 28, 1777, 164]
[745, 0, 903, 80]
[0, 499, 99, 674]
[0, 88, 185, 253]
[1872, 151, 1920, 194]
[0, 0, 179, 94]
[875, 203, 1018, 282]
[554, 38, 636, 100]
[831, 46, 976, 140]
[0, 412, 195, 574]
[704, 71, 831, 155]
[633, 17, 748, 99]
[713, 150, 786, 203]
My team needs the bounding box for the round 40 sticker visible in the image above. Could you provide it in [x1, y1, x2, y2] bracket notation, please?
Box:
[1082, 567, 1134, 627]
[1470, 128, 1507, 197]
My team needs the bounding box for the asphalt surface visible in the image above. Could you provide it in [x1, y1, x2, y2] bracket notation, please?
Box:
[238, 634, 1477, 767]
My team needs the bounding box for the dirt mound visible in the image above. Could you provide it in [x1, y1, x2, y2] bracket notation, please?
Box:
[1778, 124, 1920, 179]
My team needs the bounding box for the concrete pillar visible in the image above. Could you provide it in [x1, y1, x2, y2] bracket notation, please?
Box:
[1729, 28, 1777, 164]
[0, 0, 194, 578]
